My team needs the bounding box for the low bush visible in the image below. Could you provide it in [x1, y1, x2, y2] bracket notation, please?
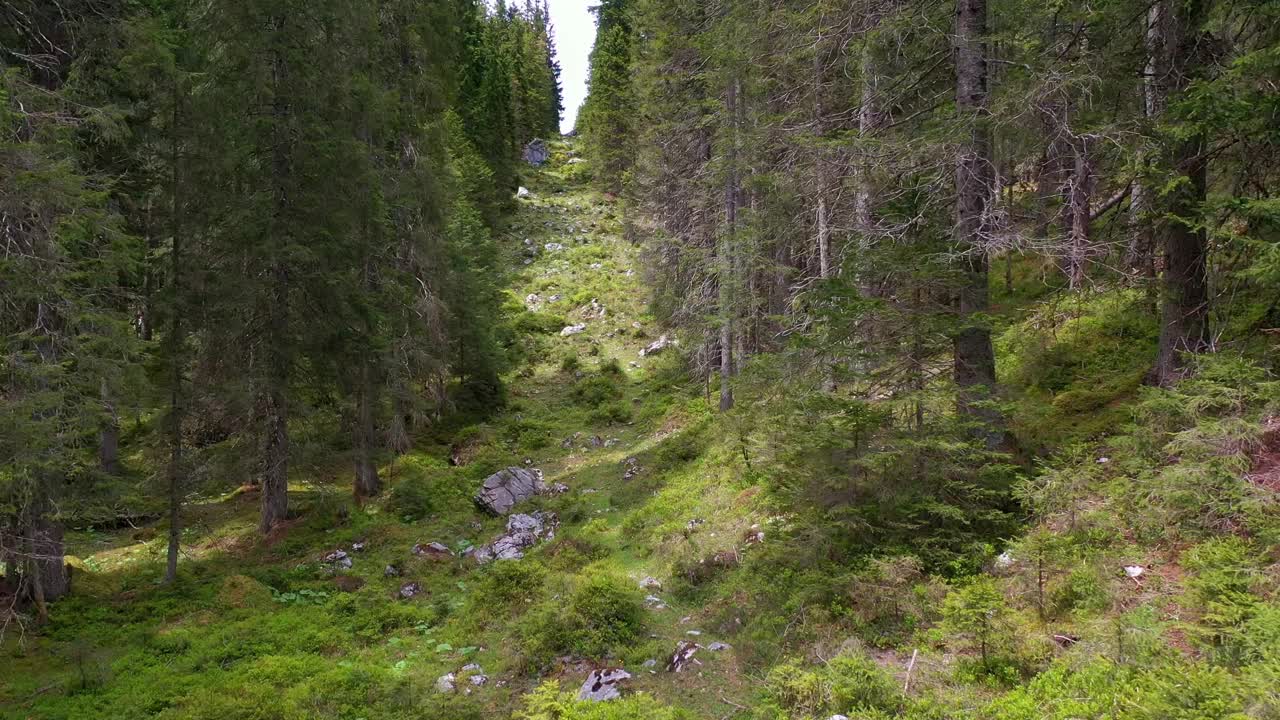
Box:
[519, 571, 646, 669]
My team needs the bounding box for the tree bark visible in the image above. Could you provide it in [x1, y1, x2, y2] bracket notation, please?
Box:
[953, 0, 1001, 443]
[1148, 0, 1211, 386]
[260, 24, 292, 534]
[98, 379, 120, 476]
[813, 30, 831, 280]
[717, 76, 740, 412]
[1065, 135, 1094, 290]
[164, 81, 185, 584]
[353, 362, 381, 499]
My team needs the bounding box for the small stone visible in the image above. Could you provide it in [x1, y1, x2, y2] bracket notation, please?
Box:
[350, 541, 366, 552]
[399, 581, 422, 599]
[577, 668, 631, 702]
[436, 672, 456, 693]
[561, 323, 587, 337]
[321, 549, 353, 570]
[666, 640, 701, 673]
[1124, 565, 1145, 578]
[413, 541, 454, 558]
[639, 576, 662, 590]
[686, 630, 702, 636]
[642, 658, 657, 668]
[707, 641, 731, 651]
[516, 187, 530, 199]
[384, 564, 401, 577]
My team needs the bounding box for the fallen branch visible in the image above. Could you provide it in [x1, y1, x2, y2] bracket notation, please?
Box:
[903, 648, 919, 693]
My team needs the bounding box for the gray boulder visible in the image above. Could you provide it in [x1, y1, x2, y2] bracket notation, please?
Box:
[523, 138, 550, 166]
[640, 334, 675, 357]
[472, 511, 558, 564]
[578, 668, 631, 701]
[475, 467, 545, 515]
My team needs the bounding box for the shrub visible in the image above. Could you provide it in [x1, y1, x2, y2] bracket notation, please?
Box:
[387, 474, 434, 519]
[757, 654, 901, 719]
[941, 577, 1013, 673]
[590, 401, 632, 425]
[518, 681, 687, 720]
[572, 374, 623, 407]
[519, 571, 646, 669]
[1182, 537, 1259, 666]
[514, 310, 569, 335]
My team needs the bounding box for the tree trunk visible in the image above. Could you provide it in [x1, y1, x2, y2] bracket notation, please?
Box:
[1066, 135, 1094, 290]
[717, 76, 740, 412]
[1152, 137, 1210, 385]
[1148, 0, 1210, 386]
[164, 83, 185, 584]
[260, 19, 292, 535]
[98, 379, 120, 476]
[953, 0, 1001, 444]
[813, 32, 831, 280]
[353, 362, 381, 499]
[1127, 1, 1168, 277]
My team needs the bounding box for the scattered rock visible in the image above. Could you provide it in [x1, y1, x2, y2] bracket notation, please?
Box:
[590, 262, 603, 270]
[1124, 565, 1145, 579]
[666, 640, 701, 673]
[640, 576, 663, 590]
[545, 482, 570, 494]
[472, 511, 558, 564]
[544, 242, 565, 252]
[686, 630, 702, 636]
[561, 323, 587, 337]
[995, 550, 1016, 569]
[523, 138, 550, 166]
[351, 541, 366, 552]
[399, 582, 422, 599]
[744, 525, 765, 544]
[576, 298, 607, 320]
[384, 564, 402, 577]
[436, 672, 456, 693]
[516, 187, 530, 199]
[684, 518, 705, 533]
[645, 594, 666, 610]
[623, 457, 641, 481]
[604, 438, 620, 447]
[639, 335, 674, 357]
[578, 668, 631, 701]
[321, 549, 352, 570]
[525, 293, 541, 309]
[707, 641, 731, 651]
[413, 541, 454, 559]
[642, 658, 657, 668]
[475, 467, 546, 515]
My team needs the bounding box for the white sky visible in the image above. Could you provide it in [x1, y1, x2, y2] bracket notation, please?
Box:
[545, 0, 596, 133]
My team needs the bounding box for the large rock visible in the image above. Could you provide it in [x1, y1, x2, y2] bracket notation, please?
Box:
[523, 138, 550, 166]
[470, 511, 558, 564]
[475, 467, 545, 515]
[578, 668, 630, 701]
[639, 334, 675, 357]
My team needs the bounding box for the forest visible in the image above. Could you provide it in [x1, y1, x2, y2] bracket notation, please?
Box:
[2, 0, 1279, 718]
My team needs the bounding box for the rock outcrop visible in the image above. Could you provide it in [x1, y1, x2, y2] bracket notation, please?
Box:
[475, 467, 545, 515]
[468, 511, 558, 564]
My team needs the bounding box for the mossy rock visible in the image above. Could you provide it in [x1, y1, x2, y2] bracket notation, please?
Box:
[218, 574, 273, 609]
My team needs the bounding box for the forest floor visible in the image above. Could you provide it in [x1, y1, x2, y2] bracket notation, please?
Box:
[0, 140, 764, 719]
